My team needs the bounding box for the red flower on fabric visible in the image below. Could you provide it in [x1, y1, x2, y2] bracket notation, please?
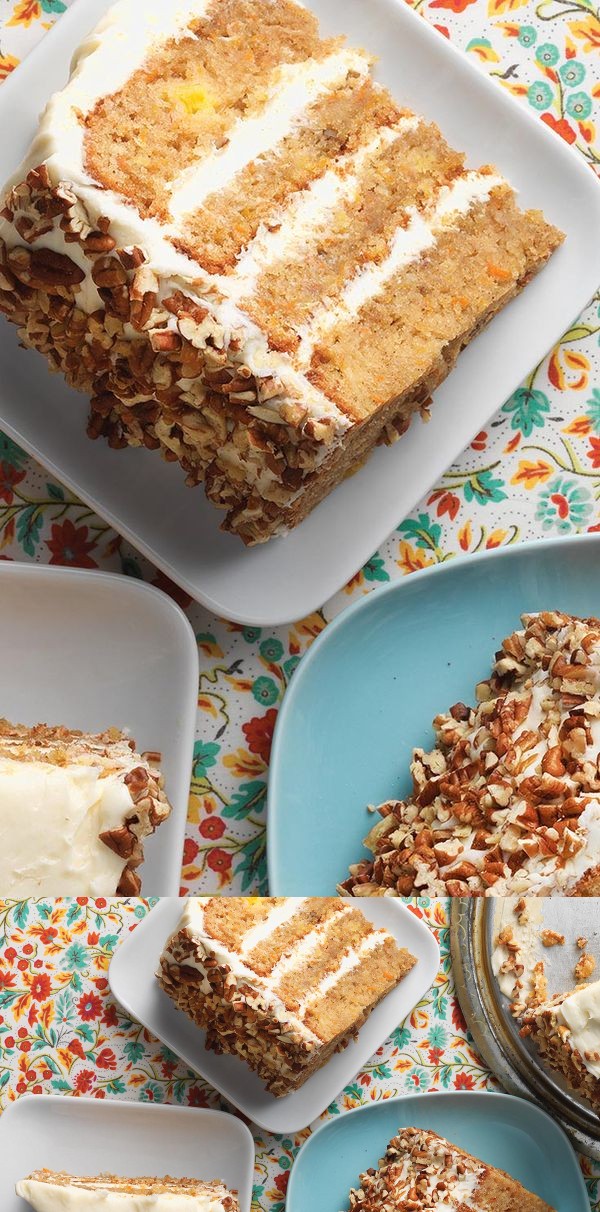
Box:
[0, 461, 25, 505]
[0, 969, 16, 989]
[199, 816, 225, 841]
[68, 1039, 86, 1060]
[451, 1001, 467, 1033]
[102, 1003, 119, 1028]
[207, 848, 232, 877]
[96, 1047, 117, 1070]
[39, 928, 57, 945]
[74, 1069, 96, 1093]
[29, 974, 51, 1002]
[46, 519, 97, 568]
[428, 1047, 443, 1064]
[587, 437, 600, 469]
[188, 1085, 210, 1107]
[77, 993, 103, 1021]
[242, 708, 278, 764]
[540, 112, 577, 144]
[274, 1174, 289, 1196]
[183, 838, 199, 865]
[454, 1073, 475, 1090]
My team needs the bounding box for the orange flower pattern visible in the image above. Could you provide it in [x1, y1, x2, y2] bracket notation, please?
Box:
[0, 0, 598, 899]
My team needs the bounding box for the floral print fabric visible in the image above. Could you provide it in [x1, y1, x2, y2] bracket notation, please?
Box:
[0, 1, 599, 894]
[0, 898, 597, 1210]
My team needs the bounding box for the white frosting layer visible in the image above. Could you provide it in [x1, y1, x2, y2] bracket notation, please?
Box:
[169, 48, 370, 218]
[0, 757, 133, 895]
[16, 1179, 228, 1212]
[557, 979, 600, 1078]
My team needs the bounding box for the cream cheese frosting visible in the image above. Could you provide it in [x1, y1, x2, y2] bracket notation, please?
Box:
[0, 756, 134, 895]
[16, 1179, 229, 1212]
[556, 979, 600, 1078]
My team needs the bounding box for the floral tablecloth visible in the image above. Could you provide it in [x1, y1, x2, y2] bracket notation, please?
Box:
[0, 0, 599, 898]
[0, 897, 596, 1211]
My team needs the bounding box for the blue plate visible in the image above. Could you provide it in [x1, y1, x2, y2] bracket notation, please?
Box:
[286, 1092, 589, 1211]
[268, 533, 600, 894]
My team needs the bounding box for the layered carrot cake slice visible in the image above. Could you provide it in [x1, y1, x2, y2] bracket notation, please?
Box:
[520, 978, 600, 1111]
[340, 610, 600, 899]
[157, 896, 415, 1095]
[0, 0, 562, 544]
[0, 718, 171, 895]
[346, 1127, 554, 1211]
[16, 1171, 238, 1211]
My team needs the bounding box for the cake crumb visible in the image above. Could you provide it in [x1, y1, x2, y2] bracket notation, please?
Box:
[574, 953, 596, 981]
[541, 929, 565, 947]
[514, 898, 529, 925]
[528, 961, 548, 1008]
[577, 937, 588, 950]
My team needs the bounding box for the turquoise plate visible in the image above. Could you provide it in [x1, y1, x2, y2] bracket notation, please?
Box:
[286, 1092, 589, 1211]
[268, 533, 600, 894]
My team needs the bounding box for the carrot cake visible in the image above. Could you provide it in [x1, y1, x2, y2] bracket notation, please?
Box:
[520, 978, 600, 1111]
[0, 718, 171, 895]
[16, 1171, 238, 1210]
[157, 896, 415, 1095]
[340, 610, 600, 898]
[0, 0, 562, 544]
[346, 1126, 554, 1211]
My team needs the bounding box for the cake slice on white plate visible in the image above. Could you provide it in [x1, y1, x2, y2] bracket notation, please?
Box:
[0, 718, 171, 895]
[0, 0, 561, 544]
[158, 896, 416, 1095]
[16, 1171, 239, 1211]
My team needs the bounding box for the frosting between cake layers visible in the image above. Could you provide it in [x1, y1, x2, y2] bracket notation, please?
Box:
[0, 756, 135, 895]
[166, 899, 390, 1044]
[296, 169, 505, 364]
[168, 48, 371, 218]
[16, 1179, 229, 1211]
[555, 979, 600, 1078]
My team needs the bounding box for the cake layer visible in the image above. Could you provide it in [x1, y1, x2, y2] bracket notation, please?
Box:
[521, 979, 600, 1110]
[347, 1127, 554, 1211]
[157, 897, 416, 1095]
[340, 611, 600, 898]
[308, 184, 557, 419]
[84, 0, 339, 218]
[241, 117, 465, 355]
[17, 1170, 238, 1212]
[0, 0, 563, 544]
[179, 76, 402, 273]
[0, 718, 171, 895]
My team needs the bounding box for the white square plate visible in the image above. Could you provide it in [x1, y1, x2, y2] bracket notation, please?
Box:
[1, 0, 599, 625]
[0, 561, 199, 895]
[1, 1095, 255, 1212]
[108, 897, 440, 1134]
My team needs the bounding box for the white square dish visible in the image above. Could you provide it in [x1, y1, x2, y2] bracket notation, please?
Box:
[0, 561, 199, 895]
[1, 1095, 255, 1212]
[1, 0, 599, 624]
[108, 897, 440, 1135]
